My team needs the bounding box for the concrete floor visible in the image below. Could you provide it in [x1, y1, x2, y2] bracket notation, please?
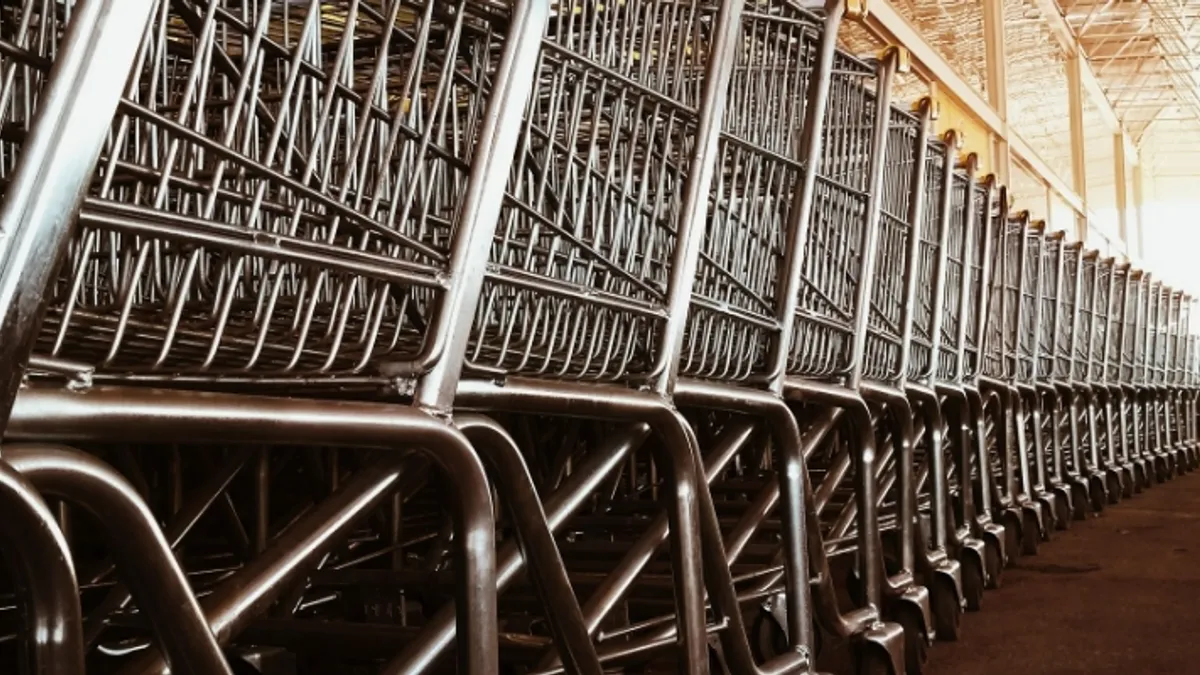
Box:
[927, 474, 1200, 675]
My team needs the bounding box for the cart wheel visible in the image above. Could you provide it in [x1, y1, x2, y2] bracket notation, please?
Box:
[895, 606, 928, 675]
[857, 645, 894, 675]
[984, 540, 1003, 589]
[932, 578, 962, 642]
[1053, 493, 1071, 531]
[1106, 472, 1122, 504]
[962, 556, 985, 612]
[1004, 517, 1021, 568]
[1089, 475, 1107, 513]
[1020, 512, 1040, 556]
[1071, 484, 1089, 520]
[750, 609, 789, 662]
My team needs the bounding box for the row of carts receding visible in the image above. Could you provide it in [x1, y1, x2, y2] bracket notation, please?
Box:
[0, 0, 1194, 673]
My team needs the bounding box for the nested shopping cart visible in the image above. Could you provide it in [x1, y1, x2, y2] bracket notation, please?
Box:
[1144, 283, 1174, 478]
[1008, 223, 1062, 539]
[1, 0, 553, 672]
[939, 169, 1009, 587]
[670, 4, 915, 674]
[720, 38, 929, 674]
[851, 101, 948, 671]
[1114, 266, 1148, 492]
[1050, 240, 1093, 519]
[1068, 250, 1112, 512]
[902, 133, 993, 624]
[1170, 294, 1197, 469]
[1030, 231, 1076, 528]
[977, 211, 1048, 558]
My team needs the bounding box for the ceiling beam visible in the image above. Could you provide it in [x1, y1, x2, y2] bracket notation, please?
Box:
[864, 0, 1084, 212]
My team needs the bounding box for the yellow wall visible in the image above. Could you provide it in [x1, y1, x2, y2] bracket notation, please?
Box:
[932, 90, 992, 176]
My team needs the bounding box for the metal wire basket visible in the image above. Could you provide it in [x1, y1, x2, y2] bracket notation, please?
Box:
[861, 105, 922, 384]
[904, 136, 944, 383]
[466, 0, 724, 381]
[1073, 250, 1098, 383]
[25, 0, 524, 389]
[961, 177, 995, 382]
[936, 163, 971, 382]
[681, 5, 824, 382]
[786, 50, 883, 379]
[1036, 233, 1064, 382]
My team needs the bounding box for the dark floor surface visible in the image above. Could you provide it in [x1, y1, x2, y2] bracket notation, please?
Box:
[926, 474, 1200, 675]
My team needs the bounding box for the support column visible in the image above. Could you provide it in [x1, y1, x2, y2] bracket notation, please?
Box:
[1066, 52, 1089, 242]
[1113, 132, 1129, 250]
[983, 0, 1010, 185]
[1132, 161, 1146, 260]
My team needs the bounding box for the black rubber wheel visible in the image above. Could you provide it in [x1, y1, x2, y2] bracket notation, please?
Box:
[857, 646, 894, 675]
[1020, 512, 1040, 556]
[1071, 484, 1089, 521]
[984, 539, 1003, 589]
[1053, 492, 1071, 531]
[1089, 475, 1107, 513]
[962, 556, 985, 612]
[227, 658, 262, 675]
[932, 578, 962, 642]
[1106, 472, 1122, 505]
[750, 610, 788, 662]
[1004, 516, 1022, 568]
[895, 607, 928, 675]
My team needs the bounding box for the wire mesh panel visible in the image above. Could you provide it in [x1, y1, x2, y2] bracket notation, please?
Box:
[861, 106, 922, 384]
[468, 0, 722, 381]
[982, 213, 1020, 380]
[1035, 234, 1062, 381]
[1054, 243, 1079, 381]
[28, 0, 521, 386]
[1174, 296, 1191, 385]
[1152, 286, 1171, 384]
[962, 179, 994, 380]
[1015, 225, 1042, 382]
[1119, 271, 1143, 385]
[786, 51, 881, 379]
[681, 6, 822, 381]
[1074, 251, 1098, 382]
[905, 137, 944, 382]
[0, 2, 64, 187]
[1131, 276, 1150, 386]
[1104, 264, 1125, 384]
[937, 165, 970, 381]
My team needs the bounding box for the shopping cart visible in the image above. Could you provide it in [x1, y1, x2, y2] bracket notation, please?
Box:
[1, 0, 551, 672]
[1114, 267, 1148, 492]
[977, 211, 1049, 558]
[1031, 231, 1076, 528]
[1051, 241, 1093, 519]
[853, 104, 949, 668]
[1171, 295, 1198, 469]
[1070, 250, 1112, 512]
[941, 170, 1009, 588]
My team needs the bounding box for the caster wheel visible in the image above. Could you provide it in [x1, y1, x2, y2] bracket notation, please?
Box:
[1071, 484, 1089, 520]
[751, 611, 785, 662]
[962, 557, 985, 612]
[895, 607, 928, 675]
[1004, 518, 1021, 568]
[984, 541, 1003, 589]
[1021, 513, 1040, 556]
[750, 609, 807, 662]
[932, 578, 962, 642]
[1106, 473, 1121, 505]
[1053, 493, 1071, 530]
[857, 646, 894, 675]
[1089, 476, 1107, 513]
[709, 645, 729, 675]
